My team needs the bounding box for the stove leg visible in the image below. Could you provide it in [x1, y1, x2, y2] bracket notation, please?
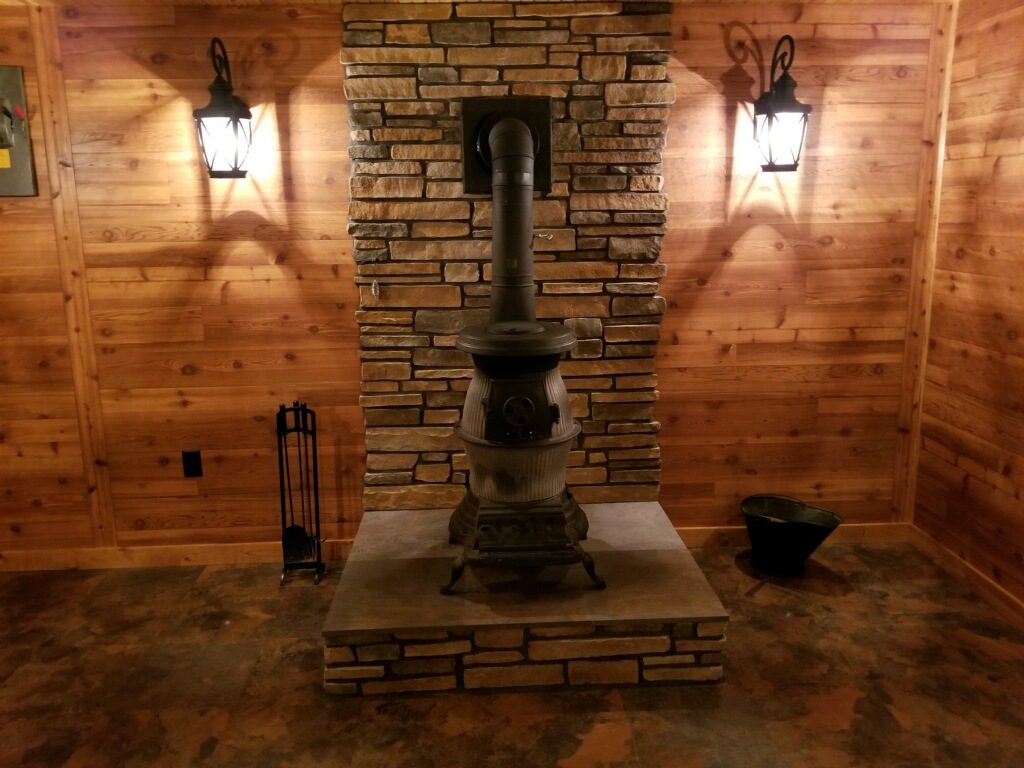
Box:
[440, 553, 466, 595]
[577, 546, 606, 590]
[448, 489, 478, 544]
[442, 530, 476, 595]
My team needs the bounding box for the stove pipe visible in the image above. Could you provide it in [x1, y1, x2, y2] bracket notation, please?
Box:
[488, 117, 537, 325]
[448, 110, 588, 546]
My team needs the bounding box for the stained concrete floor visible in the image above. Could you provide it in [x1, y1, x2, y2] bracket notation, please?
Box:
[2, 543, 1023, 768]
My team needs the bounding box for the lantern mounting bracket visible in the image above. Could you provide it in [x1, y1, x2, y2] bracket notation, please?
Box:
[210, 38, 233, 89]
[769, 35, 795, 87]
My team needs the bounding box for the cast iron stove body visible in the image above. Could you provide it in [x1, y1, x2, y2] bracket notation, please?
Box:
[442, 98, 603, 593]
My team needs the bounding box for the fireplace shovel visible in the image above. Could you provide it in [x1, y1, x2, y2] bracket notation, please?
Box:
[282, 522, 314, 563]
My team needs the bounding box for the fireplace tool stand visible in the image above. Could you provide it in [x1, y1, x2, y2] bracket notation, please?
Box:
[276, 401, 324, 585]
[443, 97, 603, 594]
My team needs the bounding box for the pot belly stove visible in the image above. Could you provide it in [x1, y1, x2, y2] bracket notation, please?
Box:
[442, 98, 601, 593]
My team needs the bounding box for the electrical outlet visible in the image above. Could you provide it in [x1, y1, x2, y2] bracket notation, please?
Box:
[181, 450, 203, 478]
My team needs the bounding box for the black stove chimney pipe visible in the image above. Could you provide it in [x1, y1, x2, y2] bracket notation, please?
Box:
[487, 117, 536, 325]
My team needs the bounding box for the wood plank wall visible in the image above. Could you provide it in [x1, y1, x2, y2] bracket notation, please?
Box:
[1, 1, 363, 558]
[0, 5, 94, 550]
[659, 1, 944, 527]
[3, 0, 998, 565]
[914, 0, 1024, 603]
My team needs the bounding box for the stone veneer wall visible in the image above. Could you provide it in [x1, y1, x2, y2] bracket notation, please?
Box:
[324, 619, 726, 695]
[343, 1, 675, 511]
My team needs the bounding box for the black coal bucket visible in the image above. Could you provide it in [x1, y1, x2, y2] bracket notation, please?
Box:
[741, 495, 842, 575]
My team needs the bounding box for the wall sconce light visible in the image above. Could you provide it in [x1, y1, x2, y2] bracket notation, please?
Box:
[754, 35, 811, 172]
[192, 37, 252, 179]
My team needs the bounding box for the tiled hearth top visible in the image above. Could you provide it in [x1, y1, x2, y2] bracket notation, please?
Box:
[323, 502, 727, 638]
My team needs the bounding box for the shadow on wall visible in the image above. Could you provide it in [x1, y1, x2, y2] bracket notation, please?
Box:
[88, 18, 361, 546]
[658, 5, 917, 526]
[667, 20, 826, 325]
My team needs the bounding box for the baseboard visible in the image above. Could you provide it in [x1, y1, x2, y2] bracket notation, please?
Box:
[676, 522, 914, 548]
[0, 522, 913, 572]
[0, 539, 353, 572]
[904, 525, 1024, 630]
[6, 522, 1022, 631]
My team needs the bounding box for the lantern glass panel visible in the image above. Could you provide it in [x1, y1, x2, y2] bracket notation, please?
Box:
[755, 111, 807, 171]
[197, 116, 251, 176]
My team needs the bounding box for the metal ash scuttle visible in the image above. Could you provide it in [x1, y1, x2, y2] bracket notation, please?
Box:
[442, 97, 603, 594]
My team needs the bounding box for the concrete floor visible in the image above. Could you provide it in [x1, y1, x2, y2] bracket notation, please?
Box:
[2, 543, 1023, 767]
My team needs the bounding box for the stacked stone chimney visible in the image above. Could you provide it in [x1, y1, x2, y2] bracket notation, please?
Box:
[343, 1, 675, 511]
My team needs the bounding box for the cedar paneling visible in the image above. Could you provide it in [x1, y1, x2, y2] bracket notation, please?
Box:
[0, 6, 93, 550]
[659, 2, 943, 526]
[914, 0, 1024, 602]
[59, 2, 362, 546]
[5, 0, 1007, 563]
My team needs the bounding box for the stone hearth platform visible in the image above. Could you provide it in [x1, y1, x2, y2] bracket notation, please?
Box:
[322, 502, 728, 695]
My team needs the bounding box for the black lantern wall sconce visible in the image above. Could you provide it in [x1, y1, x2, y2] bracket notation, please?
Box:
[192, 37, 252, 179]
[754, 35, 812, 172]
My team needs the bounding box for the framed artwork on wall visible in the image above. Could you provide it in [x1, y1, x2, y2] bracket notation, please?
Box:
[0, 65, 38, 197]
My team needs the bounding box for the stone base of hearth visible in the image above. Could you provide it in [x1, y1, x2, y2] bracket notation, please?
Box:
[322, 502, 728, 695]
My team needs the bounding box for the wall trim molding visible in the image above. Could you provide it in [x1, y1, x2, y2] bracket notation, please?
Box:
[676, 522, 914, 549]
[4, 521, 1021, 628]
[28, 1, 117, 546]
[0, 523, 909, 572]
[0, 540, 351, 572]
[892, 0, 959, 522]
[905, 526, 1024, 629]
